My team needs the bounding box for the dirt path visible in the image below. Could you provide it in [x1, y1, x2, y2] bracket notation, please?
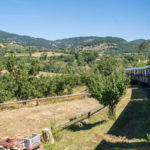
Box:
[0, 97, 99, 139]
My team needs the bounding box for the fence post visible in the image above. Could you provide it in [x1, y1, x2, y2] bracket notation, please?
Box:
[36, 100, 40, 106]
[88, 112, 91, 118]
[22, 102, 27, 105]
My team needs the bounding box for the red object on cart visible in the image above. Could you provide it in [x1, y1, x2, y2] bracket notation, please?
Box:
[0, 138, 24, 148]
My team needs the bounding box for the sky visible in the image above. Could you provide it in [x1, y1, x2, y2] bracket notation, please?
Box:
[0, 0, 150, 41]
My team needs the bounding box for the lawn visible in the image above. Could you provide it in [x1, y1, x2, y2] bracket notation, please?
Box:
[44, 86, 150, 150]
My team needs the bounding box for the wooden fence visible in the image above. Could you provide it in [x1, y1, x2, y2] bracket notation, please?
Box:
[56, 105, 107, 128]
[0, 93, 90, 107]
[41, 105, 107, 144]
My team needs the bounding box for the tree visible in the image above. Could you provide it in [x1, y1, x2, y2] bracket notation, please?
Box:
[28, 60, 40, 77]
[95, 56, 121, 76]
[101, 71, 129, 119]
[82, 51, 98, 64]
[40, 53, 48, 60]
[29, 47, 32, 57]
[1, 55, 85, 102]
[85, 71, 129, 120]
[5, 55, 16, 74]
[138, 41, 150, 56]
[84, 73, 103, 101]
[0, 74, 16, 103]
[5, 56, 40, 100]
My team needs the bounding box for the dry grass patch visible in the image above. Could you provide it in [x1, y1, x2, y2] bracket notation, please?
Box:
[32, 52, 66, 57]
[45, 87, 150, 150]
[5, 52, 66, 57]
[0, 98, 99, 139]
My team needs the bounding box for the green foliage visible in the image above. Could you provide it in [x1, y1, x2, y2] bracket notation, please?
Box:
[28, 60, 40, 76]
[102, 71, 129, 119]
[138, 41, 150, 55]
[146, 133, 150, 142]
[40, 52, 48, 60]
[44, 50, 98, 74]
[82, 51, 98, 64]
[85, 71, 129, 120]
[94, 56, 121, 76]
[50, 119, 62, 141]
[6, 55, 16, 73]
[136, 61, 148, 67]
[0, 75, 16, 102]
[0, 51, 5, 71]
[43, 143, 56, 150]
[84, 56, 129, 120]
[0, 56, 84, 102]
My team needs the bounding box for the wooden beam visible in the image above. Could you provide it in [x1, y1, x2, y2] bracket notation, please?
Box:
[56, 105, 106, 128]
[0, 93, 90, 107]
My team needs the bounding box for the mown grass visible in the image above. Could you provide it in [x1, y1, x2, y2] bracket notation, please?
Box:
[43, 86, 150, 150]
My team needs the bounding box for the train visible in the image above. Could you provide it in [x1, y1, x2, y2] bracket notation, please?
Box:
[125, 65, 150, 85]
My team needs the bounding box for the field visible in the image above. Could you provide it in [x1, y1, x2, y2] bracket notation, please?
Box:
[44, 86, 150, 150]
[32, 52, 66, 57]
[5, 52, 67, 57]
[1, 86, 150, 150]
[0, 97, 99, 139]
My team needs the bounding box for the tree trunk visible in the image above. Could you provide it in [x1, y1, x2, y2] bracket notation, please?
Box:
[108, 105, 116, 120]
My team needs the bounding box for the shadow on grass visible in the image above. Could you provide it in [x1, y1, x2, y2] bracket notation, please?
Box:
[131, 88, 148, 100]
[67, 120, 107, 132]
[95, 140, 150, 150]
[95, 87, 150, 150]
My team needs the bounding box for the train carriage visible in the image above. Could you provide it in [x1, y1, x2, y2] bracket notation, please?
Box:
[125, 65, 150, 85]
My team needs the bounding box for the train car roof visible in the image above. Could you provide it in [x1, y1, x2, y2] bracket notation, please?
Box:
[125, 65, 150, 71]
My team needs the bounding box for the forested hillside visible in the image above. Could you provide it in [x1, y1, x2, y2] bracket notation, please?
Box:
[130, 39, 150, 45]
[0, 30, 52, 49]
[0, 30, 150, 53]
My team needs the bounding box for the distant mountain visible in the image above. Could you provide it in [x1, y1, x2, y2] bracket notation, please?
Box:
[0, 30, 149, 53]
[51, 36, 100, 49]
[130, 39, 150, 45]
[53, 36, 139, 53]
[0, 30, 52, 49]
[52, 36, 126, 49]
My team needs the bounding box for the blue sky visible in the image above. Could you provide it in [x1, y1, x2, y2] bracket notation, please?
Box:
[0, 0, 150, 41]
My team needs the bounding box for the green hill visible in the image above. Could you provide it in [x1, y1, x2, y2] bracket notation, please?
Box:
[0, 30, 52, 49]
[0, 30, 149, 53]
[130, 39, 150, 45]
